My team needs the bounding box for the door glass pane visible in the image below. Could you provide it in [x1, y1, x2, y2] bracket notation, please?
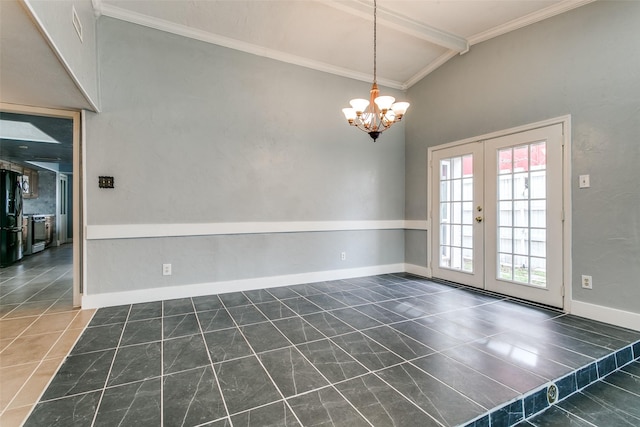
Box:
[498, 175, 512, 200]
[440, 182, 450, 202]
[495, 142, 547, 287]
[452, 225, 462, 247]
[452, 157, 462, 179]
[513, 146, 529, 172]
[462, 202, 473, 224]
[531, 200, 546, 228]
[500, 254, 513, 280]
[499, 227, 512, 252]
[499, 201, 513, 226]
[514, 201, 529, 227]
[530, 258, 546, 286]
[462, 226, 473, 248]
[451, 247, 462, 269]
[514, 173, 529, 200]
[462, 249, 473, 272]
[452, 202, 462, 223]
[439, 154, 474, 273]
[514, 255, 529, 283]
[462, 178, 473, 200]
[441, 161, 450, 180]
[452, 179, 462, 201]
[530, 171, 546, 199]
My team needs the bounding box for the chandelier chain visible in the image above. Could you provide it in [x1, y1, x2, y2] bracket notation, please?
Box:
[373, 0, 377, 83]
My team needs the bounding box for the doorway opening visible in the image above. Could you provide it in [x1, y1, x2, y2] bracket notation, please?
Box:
[428, 117, 571, 309]
[0, 103, 82, 308]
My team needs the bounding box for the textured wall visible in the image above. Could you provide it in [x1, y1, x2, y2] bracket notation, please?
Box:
[405, 1, 640, 313]
[84, 17, 406, 296]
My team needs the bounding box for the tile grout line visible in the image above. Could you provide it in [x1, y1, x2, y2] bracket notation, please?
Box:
[190, 297, 232, 426]
[233, 288, 387, 424]
[160, 302, 164, 427]
[1, 266, 72, 320]
[88, 305, 133, 427]
[3, 307, 95, 420]
[0, 266, 79, 422]
[216, 296, 307, 426]
[262, 281, 447, 426]
[0, 266, 57, 308]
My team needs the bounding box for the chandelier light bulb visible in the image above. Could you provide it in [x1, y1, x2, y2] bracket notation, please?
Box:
[391, 101, 410, 119]
[349, 98, 370, 114]
[374, 96, 395, 112]
[342, 108, 357, 123]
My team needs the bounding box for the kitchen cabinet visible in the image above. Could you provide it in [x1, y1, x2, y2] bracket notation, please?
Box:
[22, 168, 38, 199]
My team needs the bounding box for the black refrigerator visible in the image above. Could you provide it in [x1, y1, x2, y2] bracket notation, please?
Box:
[1, 169, 23, 267]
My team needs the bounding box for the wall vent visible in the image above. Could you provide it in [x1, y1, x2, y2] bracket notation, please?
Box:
[72, 6, 83, 43]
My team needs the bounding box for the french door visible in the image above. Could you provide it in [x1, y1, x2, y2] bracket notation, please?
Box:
[431, 123, 565, 308]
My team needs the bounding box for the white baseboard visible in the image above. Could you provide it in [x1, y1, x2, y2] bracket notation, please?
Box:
[82, 263, 406, 308]
[571, 300, 640, 332]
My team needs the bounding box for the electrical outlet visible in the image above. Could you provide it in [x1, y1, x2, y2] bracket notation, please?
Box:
[163, 264, 172, 276]
[581, 275, 592, 289]
[341, 252, 347, 261]
[579, 175, 590, 188]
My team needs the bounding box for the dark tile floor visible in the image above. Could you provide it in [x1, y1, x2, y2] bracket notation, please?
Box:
[24, 274, 640, 427]
[517, 361, 640, 426]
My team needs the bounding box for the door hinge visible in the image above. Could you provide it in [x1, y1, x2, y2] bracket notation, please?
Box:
[561, 210, 565, 222]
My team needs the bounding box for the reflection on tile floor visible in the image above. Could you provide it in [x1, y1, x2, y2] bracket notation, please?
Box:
[23, 273, 640, 426]
[0, 246, 95, 427]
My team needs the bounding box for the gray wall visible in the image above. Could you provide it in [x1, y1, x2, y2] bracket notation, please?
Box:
[85, 17, 406, 295]
[405, 1, 640, 313]
[26, 0, 100, 110]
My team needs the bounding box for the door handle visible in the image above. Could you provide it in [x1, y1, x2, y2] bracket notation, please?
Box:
[475, 216, 483, 223]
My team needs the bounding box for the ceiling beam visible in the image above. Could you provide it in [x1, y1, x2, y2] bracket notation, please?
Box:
[322, 0, 469, 53]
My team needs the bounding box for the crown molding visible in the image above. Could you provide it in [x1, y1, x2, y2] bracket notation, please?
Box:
[323, 0, 469, 53]
[402, 50, 458, 90]
[468, 0, 597, 46]
[402, 0, 596, 88]
[95, 1, 405, 90]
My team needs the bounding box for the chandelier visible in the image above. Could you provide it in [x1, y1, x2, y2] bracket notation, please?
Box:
[341, 0, 410, 141]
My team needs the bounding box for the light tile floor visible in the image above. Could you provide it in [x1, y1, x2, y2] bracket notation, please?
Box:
[20, 271, 640, 426]
[0, 246, 95, 427]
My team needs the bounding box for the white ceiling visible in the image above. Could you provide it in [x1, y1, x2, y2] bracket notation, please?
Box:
[0, 0, 594, 113]
[95, 0, 595, 90]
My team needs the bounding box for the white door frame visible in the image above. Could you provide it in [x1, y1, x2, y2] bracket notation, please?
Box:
[57, 173, 69, 246]
[0, 102, 83, 307]
[427, 115, 572, 311]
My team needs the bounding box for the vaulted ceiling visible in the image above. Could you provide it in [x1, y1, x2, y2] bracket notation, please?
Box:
[95, 0, 595, 90]
[0, 0, 594, 171]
